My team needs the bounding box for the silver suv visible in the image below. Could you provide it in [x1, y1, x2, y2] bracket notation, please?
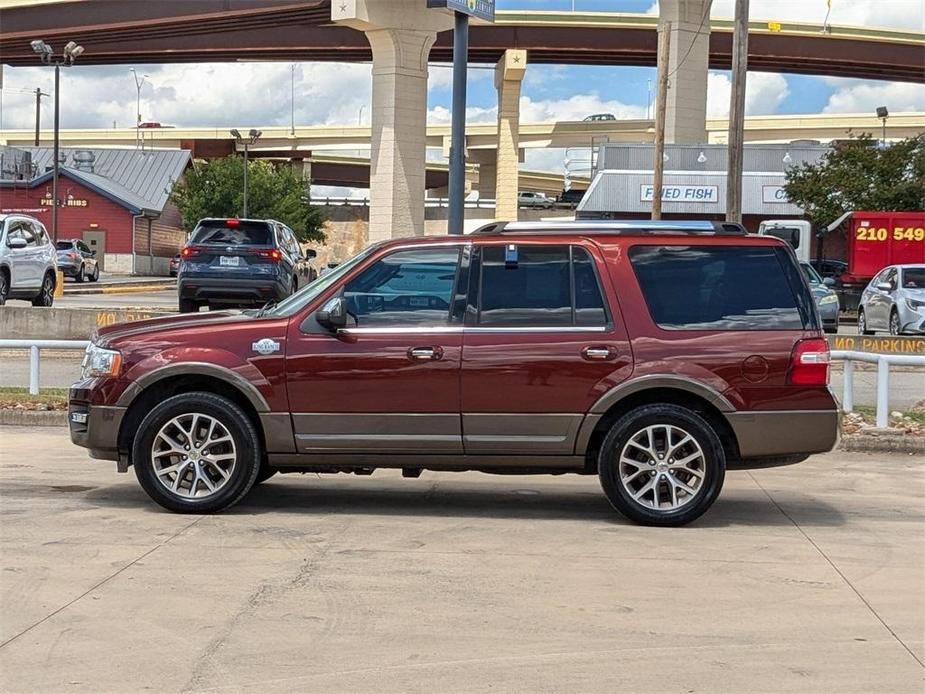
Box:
[0, 214, 58, 307]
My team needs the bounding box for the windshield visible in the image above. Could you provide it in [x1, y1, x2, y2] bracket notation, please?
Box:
[764, 227, 801, 249]
[55, 241, 73, 251]
[902, 267, 925, 289]
[800, 262, 823, 285]
[264, 241, 385, 317]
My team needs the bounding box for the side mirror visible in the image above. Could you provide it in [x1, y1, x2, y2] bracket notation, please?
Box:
[90, 250, 97, 258]
[823, 277, 835, 287]
[305, 248, 317, 259]
[876, 282, 892, 292]
[316, 296, 347, 331]
[8, 237, 27, 250]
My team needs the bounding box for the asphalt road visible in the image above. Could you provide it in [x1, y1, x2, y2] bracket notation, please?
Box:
[2, 352, 921, 409]
[55, 290, 179, 310]
[0, 427, 922, 693]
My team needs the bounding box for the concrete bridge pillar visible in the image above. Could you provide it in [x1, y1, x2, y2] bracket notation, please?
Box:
[469, 150, 497, 200]
[494, 49, 527, 221]
[333, 1, 453, 242]
[658, 0, 712, 144]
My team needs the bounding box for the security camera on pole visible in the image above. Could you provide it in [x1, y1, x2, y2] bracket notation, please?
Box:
[428, 0, 495, 236]
[31, 39, 84, 244]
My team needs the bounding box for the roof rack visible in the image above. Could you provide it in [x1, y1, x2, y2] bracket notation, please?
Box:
[470, 220, 748, 236]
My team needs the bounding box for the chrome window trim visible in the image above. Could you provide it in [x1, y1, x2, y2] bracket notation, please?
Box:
[337, 325, 609, 335]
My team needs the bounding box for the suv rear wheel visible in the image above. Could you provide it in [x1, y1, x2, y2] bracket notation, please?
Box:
[178, 297, 198, 313]
[132, 392, 261, 513]
[598, 404, 726, 526]
[0, 270, 8, 305]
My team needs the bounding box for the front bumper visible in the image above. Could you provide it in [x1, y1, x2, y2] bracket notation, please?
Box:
[68, 400, 125, 461]
[898, 305, 925, 334]
[178, 276, 288, 306]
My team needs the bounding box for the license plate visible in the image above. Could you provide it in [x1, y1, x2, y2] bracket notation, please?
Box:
[219, 255, 240, 267]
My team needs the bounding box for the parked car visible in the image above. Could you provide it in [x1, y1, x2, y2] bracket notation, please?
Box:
[857, 264, 925, 335]
[70, 220, 838, 526]
[0, 213, 57, 306]
[177, 218, 314, 313]
[55, 239, 99, 283]
[168, 253, 180, 277]
[583, 113, 616, 121]
[517, 191, 554, 209]
[800, 261, 839, 333]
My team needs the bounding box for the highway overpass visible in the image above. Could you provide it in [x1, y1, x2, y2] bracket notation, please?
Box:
[3, 113, 923, 155]
[1, 2, 923, 82]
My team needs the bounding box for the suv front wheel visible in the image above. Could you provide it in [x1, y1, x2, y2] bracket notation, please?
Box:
[598, 404, 726, 526]
[132, 392, 261, 513]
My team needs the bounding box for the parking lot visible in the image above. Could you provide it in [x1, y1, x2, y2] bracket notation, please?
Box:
[0, 426, 922, 693]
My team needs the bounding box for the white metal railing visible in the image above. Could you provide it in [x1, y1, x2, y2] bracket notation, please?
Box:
[0, 339, 89, 396]
[831, 350, 925, 428]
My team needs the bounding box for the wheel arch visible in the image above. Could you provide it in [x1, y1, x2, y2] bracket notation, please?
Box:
[577, 382, 740, 473]
[117, 369, 268, 460]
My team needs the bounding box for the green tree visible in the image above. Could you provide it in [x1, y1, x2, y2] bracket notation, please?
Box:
[172, 155, 327, 243]
[783, 134, 925, 229]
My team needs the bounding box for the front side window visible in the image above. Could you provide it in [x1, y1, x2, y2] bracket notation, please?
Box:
[475, 244, 609, 328]
[344, 247, 461, 327]
[629, 245, 805, 331]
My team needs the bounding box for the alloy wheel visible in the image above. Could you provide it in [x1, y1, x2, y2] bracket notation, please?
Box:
[889, 311, 900, 336]
[41, 276, 53, 304]
[618, 424, 706, 511]
[858, 311, 866, 334]
[0, 273, 7, 304]
[151, 413, 237, 499]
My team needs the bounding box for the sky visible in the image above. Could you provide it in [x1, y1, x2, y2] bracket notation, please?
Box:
[0, 0, 922, 180]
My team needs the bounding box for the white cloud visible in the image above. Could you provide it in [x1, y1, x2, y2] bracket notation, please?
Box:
[520, 94, 645, 122]
[821, 79, 925, 113]
[648, 0, 924, 31]
[706, 71, 790, 117]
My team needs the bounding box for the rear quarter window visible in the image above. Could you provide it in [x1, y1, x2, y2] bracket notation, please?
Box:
[190, 221, 272, 246]
[629, 244, 811, 331]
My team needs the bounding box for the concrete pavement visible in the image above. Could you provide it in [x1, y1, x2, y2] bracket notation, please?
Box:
[0, 426, 922, 693]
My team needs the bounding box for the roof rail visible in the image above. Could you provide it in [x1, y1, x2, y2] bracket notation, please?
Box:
[470, 220, 748, 236]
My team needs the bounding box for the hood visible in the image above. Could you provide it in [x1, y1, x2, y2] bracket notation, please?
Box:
[94, 310, 258, 345]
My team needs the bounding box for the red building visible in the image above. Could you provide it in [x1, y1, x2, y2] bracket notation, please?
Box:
[0, 147, 191, 275]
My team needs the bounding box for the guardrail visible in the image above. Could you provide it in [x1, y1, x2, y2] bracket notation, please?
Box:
[0, 339, 89, 396]
[831, 350, 925, 428]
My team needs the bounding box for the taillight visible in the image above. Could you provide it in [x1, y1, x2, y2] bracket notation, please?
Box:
[69, 252, 78, 260]
[255, 248, 282, 261]
[789, 338, 830, 385]
[181, 246, 203, 258]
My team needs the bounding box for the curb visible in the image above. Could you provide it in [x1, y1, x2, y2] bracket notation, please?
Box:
[839, 434, 925, 454]
[65, 283, 175, 296]
[0, 410, 67, 427]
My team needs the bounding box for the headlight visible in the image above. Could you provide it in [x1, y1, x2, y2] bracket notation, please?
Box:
[906, 298, 925, 311]
[80, 343, 122, 379]
[818, 294, 839, 305]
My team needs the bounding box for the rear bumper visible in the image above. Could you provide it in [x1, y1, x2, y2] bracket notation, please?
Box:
[68, 400, 125, 461]
[178, 276, 288, 305]
[727, 409, 840, 459]
[57, 262, 80, 276]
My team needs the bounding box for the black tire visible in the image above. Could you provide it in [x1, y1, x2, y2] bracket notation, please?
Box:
[857, 309, 873, 335]
[89, 265, 99, 282]
[179, 297, 198, 313]
[31, 272, 55, 307]
[598, 404, 726, 527]
[0, 269, 8, 306]
[889, 309, 901, 336]
[76, 264, 86, 283]
[132, 392, 261, 513]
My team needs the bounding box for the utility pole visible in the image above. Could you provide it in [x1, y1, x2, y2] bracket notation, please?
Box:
[651, 22, 670, 220]
[447, 10, 468, 236]
[725, 0, 749, 223]
[33, 88, 48, 146]
[290, 64, 296, 136]
[130, 68, 148, 150]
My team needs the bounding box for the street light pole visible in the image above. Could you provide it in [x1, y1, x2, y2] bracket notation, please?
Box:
[230, 129, 261, 218]
[32, 39, 83, 243]
[243, 142, 249, 217]
[33, 88, 48, 146]
[130, 68, 148, 149]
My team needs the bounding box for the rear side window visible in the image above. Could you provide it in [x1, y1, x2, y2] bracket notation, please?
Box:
[190, 220, 272, 246]
[475, 245, 609, 328]
[56, 241, 74, 251]
[629, 245, 806, 330]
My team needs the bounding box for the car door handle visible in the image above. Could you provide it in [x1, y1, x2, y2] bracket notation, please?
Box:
[408, 346, 443, 362]
[581, 346, 614, 361]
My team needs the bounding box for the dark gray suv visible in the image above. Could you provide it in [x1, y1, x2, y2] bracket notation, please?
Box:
[177, 218, 316, 313]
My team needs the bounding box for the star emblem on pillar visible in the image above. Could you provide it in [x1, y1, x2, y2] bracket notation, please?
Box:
[339, 3, 347, 12]
[513, 55, 521, 63]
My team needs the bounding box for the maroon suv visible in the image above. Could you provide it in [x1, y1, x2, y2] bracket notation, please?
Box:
[70, 221, 838, 526]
